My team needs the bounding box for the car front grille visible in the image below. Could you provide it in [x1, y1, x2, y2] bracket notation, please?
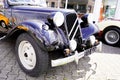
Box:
[65, 13, 80, 40]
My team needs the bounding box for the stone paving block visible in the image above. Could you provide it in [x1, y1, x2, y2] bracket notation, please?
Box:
[0, 54, 9, 62]
[53, 67, 64, 76]
[0, 66, 4, 71]
[0, 78, 6, 80]
[62, 64, 71, 72]
[45, 74, 56, 79]
[0, 61, 7, 67]
[16, 71, 26, 80]
[7, 74, 18, 80]
[26, 75, 37, 80]
[45, 73, 56, 80]
[14, 62, 20, 69]
[15, 78, 26, 80]
[69, 63, 77, 71]
[35, 74, 45, 80]
[2, 48, 12, 56]
[64, 73, 74, 80]
[2, 65, 13, 72]
[2, 58, 10, 63]
[72, 69, 85, 78]
[0, 71, 9, 79]
[6, 51, 14, 57]
[9, 67, 19, 75]
[7, 59, 16, 66]
[46, 68, 56, 76]
[72, 74, 84, 80]
[55, 75, 64, 80]
[45, 77, 56, 80]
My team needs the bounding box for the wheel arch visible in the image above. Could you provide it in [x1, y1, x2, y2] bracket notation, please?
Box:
[0, 20, 6, 24]
[0, 18, 9, 25]
[103, 25, 120, 35]
[8, 21, 47, 51]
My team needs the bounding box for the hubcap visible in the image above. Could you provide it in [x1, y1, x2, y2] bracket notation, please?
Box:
[18, 41, 36, 70]
[1, 22, 6, 28]
[105, 30, 119, 44]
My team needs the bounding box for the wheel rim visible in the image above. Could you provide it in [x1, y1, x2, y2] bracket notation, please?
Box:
[105, 30, 119, 44]
[1, 22, 6, 28]
[18, 41, 36, 70]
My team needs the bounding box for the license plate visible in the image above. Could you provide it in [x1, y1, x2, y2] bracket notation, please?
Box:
[85, 46, 96, 56]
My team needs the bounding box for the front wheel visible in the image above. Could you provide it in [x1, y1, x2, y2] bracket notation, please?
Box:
[103, 27, 120, 46]
[0, 21, 6, 28]
[15, 33, 49, 77]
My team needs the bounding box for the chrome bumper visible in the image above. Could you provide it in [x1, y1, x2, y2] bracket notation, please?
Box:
[51, 42, 102, 67]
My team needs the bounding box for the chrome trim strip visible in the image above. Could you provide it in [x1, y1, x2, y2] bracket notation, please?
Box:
[71, 25, 79, 40]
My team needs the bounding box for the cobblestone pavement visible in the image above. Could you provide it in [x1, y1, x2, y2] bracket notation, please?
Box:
[0, 40, 120, 80]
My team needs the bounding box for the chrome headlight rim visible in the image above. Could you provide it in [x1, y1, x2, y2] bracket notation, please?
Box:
[53, 12, 65, 27]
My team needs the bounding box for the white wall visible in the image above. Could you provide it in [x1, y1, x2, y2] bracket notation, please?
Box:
[93, 0, 102, 22]
[114, 0, 120, 20]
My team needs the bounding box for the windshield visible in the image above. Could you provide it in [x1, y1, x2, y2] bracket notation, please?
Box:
[8, 0, 47, 7]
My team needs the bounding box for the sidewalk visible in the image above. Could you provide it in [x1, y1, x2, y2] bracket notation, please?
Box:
[0, 40, 120, 80]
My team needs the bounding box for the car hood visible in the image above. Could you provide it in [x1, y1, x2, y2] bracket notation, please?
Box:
[11, 6, 76, 15]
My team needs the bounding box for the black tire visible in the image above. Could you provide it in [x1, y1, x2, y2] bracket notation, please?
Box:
[103, 27, 120, 46]
[15, 33, 49, 77]
[0, 21, 6, 28]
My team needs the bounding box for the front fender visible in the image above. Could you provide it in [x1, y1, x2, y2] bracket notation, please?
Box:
[7, 20, 67, 51]
[19, 20, 50, 46]
[97, 20, 120, 31]
[2, 20, 48, 51]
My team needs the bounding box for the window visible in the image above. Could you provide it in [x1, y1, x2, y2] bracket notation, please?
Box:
[78, 5, 86, 13]
[46, 1, 49, 6]
[51, 2, 55, 7]
[67, 4, 74, 9]
[104, 0, 118, 18]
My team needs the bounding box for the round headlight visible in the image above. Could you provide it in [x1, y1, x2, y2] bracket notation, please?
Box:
[53, 12, 64, 27]
[69, 39, 77, 51]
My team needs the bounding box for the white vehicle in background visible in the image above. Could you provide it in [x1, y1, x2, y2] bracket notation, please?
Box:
[96, 0, 120, 47]
[97, 19, 120, 46]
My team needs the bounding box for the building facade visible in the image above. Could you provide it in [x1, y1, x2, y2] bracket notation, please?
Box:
[46, 0, 63, 8]
[63, 0, 88, 12]
[0, 0, 3, 9]
[46, 0, 95, 13]
[0, 0, 3, 4]
[0, 0, 96, 13]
